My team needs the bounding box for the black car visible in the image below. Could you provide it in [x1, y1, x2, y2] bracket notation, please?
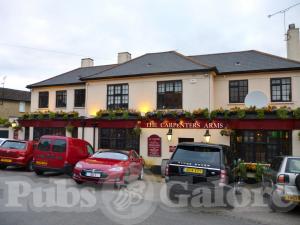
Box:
[165, 142, 236, 206]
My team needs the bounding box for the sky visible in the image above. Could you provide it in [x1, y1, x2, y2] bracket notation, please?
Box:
[0, 0, 300, 91]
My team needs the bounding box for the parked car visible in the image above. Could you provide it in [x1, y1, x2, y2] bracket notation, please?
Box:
[165, 142, 236, 205]
[73, 149, 144, 188]
[262, 156, 300, 212]
[0, 139, 35, 171]
[0, 138, 8, 146]
[33, 135, 94, 176]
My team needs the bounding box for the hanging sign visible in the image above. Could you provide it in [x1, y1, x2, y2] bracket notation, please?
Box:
[148, 134, 161, 157]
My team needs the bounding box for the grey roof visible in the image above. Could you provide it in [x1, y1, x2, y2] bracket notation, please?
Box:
[27, 64, 116, 88]
[189, 50, 300, 74]
[27, 50, 300, 88]
[0, 88, 30, 102]
[82, 51, 213, 80]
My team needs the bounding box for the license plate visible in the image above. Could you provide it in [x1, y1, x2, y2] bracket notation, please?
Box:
[183, 167, 204, 174]
[35, 161, 47, 166]
[283, 195, 300, 202]
[86, 172, 101, 178]
[0, 158, 12, 163]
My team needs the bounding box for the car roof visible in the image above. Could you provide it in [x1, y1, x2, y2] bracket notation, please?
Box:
[177, 142, 230, 149]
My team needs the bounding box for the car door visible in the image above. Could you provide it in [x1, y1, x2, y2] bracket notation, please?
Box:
[50, 138, 67, 169]
[35, 138, 52, 167]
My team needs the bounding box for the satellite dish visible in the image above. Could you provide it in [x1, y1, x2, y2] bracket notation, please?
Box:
[245, 91, 268, 108]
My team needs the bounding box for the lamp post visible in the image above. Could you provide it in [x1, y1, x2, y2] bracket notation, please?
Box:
[166, 129, 173, 142]
[204, 129, 211, 143]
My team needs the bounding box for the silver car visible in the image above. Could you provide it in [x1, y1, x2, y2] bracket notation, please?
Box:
[262, 156, 300, 212]
[0, 138, 8, 146]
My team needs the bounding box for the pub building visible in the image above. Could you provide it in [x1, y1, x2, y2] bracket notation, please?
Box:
[18, 25, 300, 169]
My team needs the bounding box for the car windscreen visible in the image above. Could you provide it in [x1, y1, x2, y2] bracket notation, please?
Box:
[92, 152, 128, 161]
[1, 141, 26, 150]
[172, 146, 221, 168]
[286, 158, 300, 174]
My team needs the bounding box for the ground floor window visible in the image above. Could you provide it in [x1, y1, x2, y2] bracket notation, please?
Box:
[0, 130, 8, 138]
[231, 130, 292, 163]
[33, 127, 66, 140]
[98, 128, 140, 154]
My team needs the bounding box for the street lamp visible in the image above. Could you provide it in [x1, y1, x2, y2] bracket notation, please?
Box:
[166, 129, 173, 142]
[11, 120, 17, 128]
[204, 129, 211, 143]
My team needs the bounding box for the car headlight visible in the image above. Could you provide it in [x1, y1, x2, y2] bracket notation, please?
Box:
[75, 162, 83, 169]
[109, 166, 123, 172]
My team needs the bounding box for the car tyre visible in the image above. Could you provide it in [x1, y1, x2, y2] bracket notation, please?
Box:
[75, 180, 83, 185]
[0, 164, 7, 170]
[35, 170, 44, 176]
[26, 159, 34, 172]
[268, 191, 297, 212]
[138, 167, 144, 180]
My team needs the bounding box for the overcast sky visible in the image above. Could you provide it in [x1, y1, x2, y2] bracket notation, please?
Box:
[0, 0, 300, 90]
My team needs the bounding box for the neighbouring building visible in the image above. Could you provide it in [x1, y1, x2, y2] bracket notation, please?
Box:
[0, 87, 31, 138]
[20, 25, 300, 168]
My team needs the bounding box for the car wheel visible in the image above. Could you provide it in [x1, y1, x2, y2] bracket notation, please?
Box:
[35, 170, 44, 176]
[0, 164, 7, 170]
[26, 160, 34, 172]
[75, 180, 83, 185]
[268, 191, 297, 212]
[138, 167, 144, 180]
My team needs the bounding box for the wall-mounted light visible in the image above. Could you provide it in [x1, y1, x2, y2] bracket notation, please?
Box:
[166, 129, 173, 142]
[204, 129, 211, 143]
[11, 120, 17, 128]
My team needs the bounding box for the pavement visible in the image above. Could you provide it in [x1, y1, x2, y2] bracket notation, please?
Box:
[0, 167, 299, 225]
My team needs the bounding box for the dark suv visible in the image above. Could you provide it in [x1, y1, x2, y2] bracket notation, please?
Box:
[165, 142, 236, 205]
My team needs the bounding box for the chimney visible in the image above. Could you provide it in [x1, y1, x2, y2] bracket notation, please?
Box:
[287, 24, 300, 61]
[81, 58, 94, 67]
[118, 52, 131, 64]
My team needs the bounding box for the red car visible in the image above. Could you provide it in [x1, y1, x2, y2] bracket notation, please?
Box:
[0, 139, 35, 171]
[33, 135, 94, 176]
[73, 149, 144, 187]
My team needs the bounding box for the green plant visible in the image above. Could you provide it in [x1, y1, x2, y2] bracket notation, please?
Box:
[193, 108, 209, 119]
[236, 108, 246, 119]
[37, 112, 44, 120]
[49, 111, 56, 119]
[66, 124, 74, 133]
[108, 111, 116, 120]
[132, 124, 142, 136]
[122, 111, 129, 119]
[238, 162, 247, 180]
[255, 163, 264, 182]
[276, 107, 289, 119]
[256, 109, 265, 119]
[293, 107, 300, 119]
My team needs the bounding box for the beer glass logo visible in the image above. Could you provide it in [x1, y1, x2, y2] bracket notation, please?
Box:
[99, 181, 156, 225]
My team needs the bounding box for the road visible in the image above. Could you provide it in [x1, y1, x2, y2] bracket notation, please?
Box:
[0, 168, 299, 225]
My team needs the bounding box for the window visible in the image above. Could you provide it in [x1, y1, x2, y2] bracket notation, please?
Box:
[33, 128, 66, 140]
[271, 78, 291, 102]
[157, 80, 182, 109]
[107, 84, 128, 110]
[98, 128, 140, 153]
[87, 145, 94, 155]
[38, 92, 49, 108]
[37, 139, 51, 151]
[19, 101, 26, 112]
[74, 89, 85, 107]
[52, 139, 66, 152]
[229, 80, 248, 103]
[56, 90, 67, 108]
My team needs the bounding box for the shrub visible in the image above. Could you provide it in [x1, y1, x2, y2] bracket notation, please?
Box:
[256, 109, 265, 119]
[276, 107, 289, 119]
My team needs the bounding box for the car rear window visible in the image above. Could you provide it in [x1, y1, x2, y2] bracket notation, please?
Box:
[52, 139, 66, 153]
[93, 152, 128, 161]
[38, 139, 51, 151]
[286, 158, 300, 174]
[1, 141, 26, 150]
[172, 145, 221, 168]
